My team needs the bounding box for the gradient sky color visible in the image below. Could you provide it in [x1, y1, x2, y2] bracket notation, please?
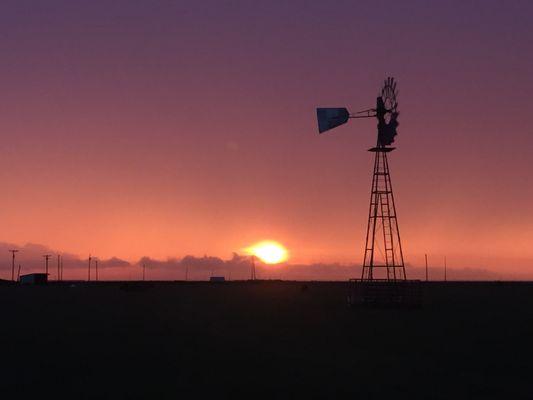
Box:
[1, 1, 532, 276]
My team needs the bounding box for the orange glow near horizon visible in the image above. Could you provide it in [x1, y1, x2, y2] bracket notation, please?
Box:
[246, 241, 289, 264]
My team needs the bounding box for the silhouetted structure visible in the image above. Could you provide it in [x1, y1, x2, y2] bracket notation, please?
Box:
[425, 254, 429, 281]
[362, 145, 405, 281]
[251, 255, 257, 281]
[87, 255, 92, 282]
[317, 77, 405, 282]
[57, 255, 61, 282]
[43, 254, 52, 275]
[20, 273, 48, 285]
[318, 78, 422, 307]
[8, 249, 19, 282]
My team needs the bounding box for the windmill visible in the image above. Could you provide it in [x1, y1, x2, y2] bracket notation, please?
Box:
[317, 77, 406, 282]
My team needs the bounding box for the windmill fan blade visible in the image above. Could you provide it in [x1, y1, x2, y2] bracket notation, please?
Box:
[316, 108, 350, 133]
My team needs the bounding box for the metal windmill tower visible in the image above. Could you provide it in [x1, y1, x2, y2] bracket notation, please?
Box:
[316, 77, 406, 282]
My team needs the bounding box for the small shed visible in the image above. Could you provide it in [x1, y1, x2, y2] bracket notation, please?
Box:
[20, 273, 48, 285]
[209, 276, 225, 283]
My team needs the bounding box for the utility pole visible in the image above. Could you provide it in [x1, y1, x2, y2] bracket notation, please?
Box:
[185, 265, 189, 281]
[17, 264, 21, 281]
[88, 255, 92, 282]
[444, 256, 447, 282]
[43, 254, 52, 276]
[95, 258, 99, 281]
[251, 255, 256, 281]
[60, 256, 64, 281]
[57, 255, 61, 282]
[142, 263, 146, 281]
[425, 254, 428, 282]
[8, 249, 19, 282]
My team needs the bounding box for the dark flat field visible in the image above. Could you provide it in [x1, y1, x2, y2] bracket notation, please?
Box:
[1, 281, 533, 399]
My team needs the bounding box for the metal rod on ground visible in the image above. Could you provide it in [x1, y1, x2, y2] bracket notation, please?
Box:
[9, 249, 19, 282]
[425, 254, 428, 282]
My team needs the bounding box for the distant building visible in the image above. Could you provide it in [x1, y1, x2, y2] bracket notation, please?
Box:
[20, 273, 48, 285]
[209, 276, 225, 282]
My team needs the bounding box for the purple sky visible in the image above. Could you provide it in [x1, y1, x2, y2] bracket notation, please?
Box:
[0, 1, 532, 277]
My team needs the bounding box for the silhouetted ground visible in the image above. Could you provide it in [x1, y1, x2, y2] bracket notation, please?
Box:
[1, 281, 532, 399]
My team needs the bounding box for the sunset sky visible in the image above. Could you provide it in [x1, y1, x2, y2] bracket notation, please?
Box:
[1, 1, 532, 278]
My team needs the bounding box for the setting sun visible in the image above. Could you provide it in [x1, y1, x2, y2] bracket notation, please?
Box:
[246, 241, 289, 264]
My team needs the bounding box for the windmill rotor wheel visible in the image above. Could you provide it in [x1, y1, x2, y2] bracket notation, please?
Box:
[381, 77, 398, 124]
